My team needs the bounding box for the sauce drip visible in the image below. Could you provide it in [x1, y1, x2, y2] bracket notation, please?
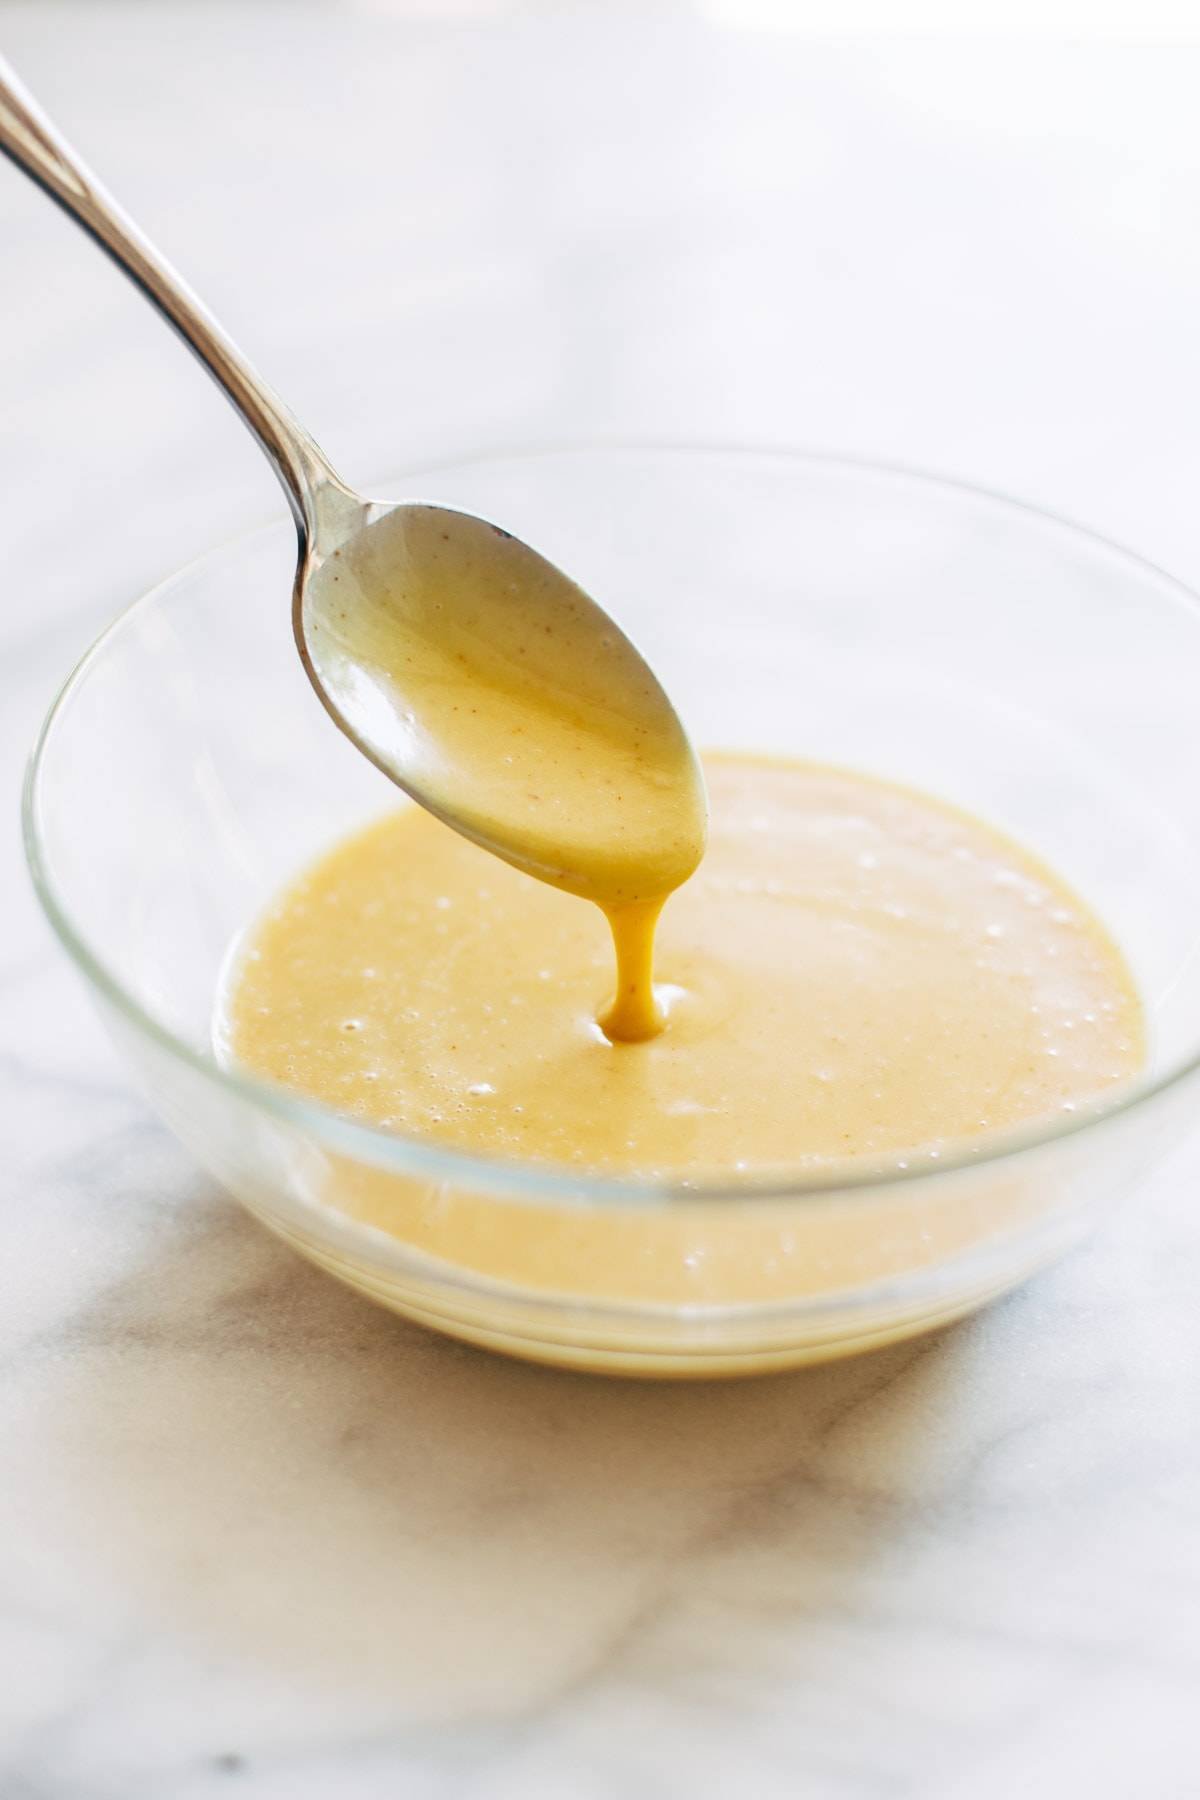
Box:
[301, 506, 708, 1039]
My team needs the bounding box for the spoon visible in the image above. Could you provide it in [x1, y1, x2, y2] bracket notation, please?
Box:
[0, 57, 707, 1036]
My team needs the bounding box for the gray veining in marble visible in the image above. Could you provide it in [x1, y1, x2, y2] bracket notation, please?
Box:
[2, 5, 1200, 1796]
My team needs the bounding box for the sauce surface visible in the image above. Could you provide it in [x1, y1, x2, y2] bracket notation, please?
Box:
[224, 756, 1144, 1180]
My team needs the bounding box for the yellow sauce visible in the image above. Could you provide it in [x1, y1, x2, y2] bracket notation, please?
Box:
[226, 755, 1143, 1184]
[301, 506, 709, 1039]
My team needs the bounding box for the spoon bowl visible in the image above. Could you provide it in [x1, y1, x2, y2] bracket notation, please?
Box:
[297, 495, 707, 905]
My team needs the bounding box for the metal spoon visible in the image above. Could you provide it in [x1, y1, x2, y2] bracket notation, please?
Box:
[0, 57, 707, 914]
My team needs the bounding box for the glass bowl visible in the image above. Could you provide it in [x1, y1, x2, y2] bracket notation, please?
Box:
[24, 448, 1200, 1376]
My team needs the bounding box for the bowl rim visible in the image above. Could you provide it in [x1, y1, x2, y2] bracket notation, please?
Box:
[22, 441, 1200, 1211]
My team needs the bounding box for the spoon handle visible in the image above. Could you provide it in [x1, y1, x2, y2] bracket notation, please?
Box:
[0, 55, 347, 541]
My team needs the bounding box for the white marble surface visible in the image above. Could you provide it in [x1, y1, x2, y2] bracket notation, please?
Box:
[4, 4, 1200, 1795]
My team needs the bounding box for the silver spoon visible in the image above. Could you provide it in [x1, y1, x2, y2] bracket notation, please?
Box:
[0, 57, 706, 915]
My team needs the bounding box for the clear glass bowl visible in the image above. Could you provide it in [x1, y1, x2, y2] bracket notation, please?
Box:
[24, 449, 1200, 1376]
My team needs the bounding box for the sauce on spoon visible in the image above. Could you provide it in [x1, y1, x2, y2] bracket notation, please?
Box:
[301, 505, 708, 1039]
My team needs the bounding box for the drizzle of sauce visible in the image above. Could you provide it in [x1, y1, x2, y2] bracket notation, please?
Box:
[300, 506, 708, 1040]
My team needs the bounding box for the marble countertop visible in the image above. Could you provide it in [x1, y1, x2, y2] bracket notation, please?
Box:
[3, 5, 1200, 1794]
